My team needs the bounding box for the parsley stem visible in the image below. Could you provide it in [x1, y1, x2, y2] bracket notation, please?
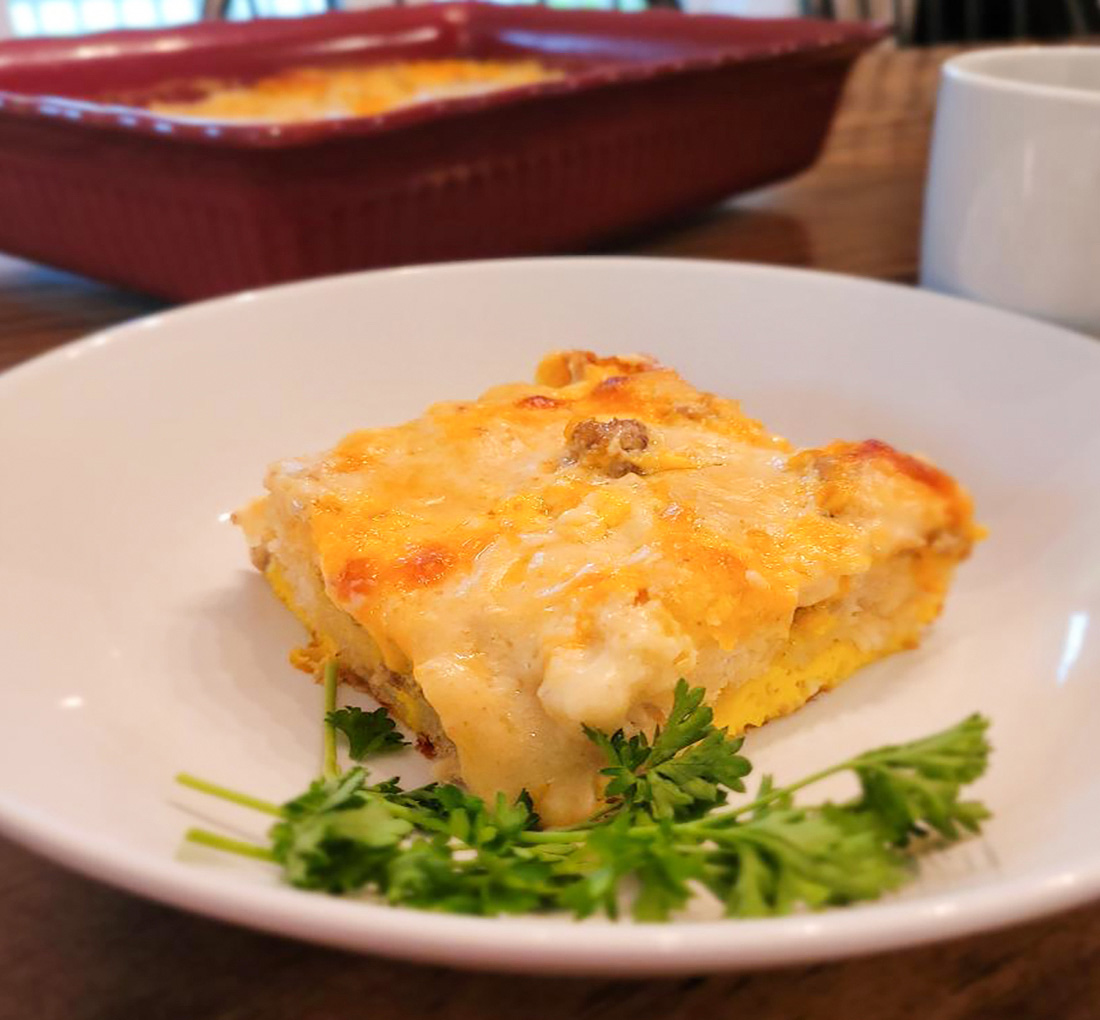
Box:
[520, 828, 591, 844]
[322, 659, 340, 781]
[722, 762, 853, 823]
[185, 827, 277, 862]
[371, 797, 448, 832]
[518, 761, 857, 845]
[175, 773, 285, 817]
[666, 760, 864, 838]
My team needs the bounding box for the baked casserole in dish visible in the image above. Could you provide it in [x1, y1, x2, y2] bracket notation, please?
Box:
[0, 5, 881, 299]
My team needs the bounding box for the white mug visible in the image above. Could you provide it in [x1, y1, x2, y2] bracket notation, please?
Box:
[921, 48, 1100, 336]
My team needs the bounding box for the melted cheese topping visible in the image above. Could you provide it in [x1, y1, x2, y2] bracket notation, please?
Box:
[248, 351, 978, 825]
[148, 60, 558, 123]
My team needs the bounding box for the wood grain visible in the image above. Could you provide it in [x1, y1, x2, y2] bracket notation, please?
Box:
[1, 43, 1097, 1019]
[629, 44, 958, 281]
[0, 259, 158, 373]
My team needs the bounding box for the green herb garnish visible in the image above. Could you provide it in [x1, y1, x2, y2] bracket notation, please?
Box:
[327, 707, 410, 761]
[178, 677, 991, 921]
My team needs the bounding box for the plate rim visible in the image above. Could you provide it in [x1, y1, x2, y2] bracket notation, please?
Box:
[2, 255, 1099, 974]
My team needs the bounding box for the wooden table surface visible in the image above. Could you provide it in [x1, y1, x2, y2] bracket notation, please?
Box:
[2, 43, 1098, 1020]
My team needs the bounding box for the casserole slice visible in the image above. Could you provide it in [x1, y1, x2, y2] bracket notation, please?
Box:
[236, 352, 979, 826]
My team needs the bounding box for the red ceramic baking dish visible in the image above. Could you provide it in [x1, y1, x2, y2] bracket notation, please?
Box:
[0, 5, 882, 301]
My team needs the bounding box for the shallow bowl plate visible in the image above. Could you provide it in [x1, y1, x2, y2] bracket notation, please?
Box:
[1, 258, 1098, 974]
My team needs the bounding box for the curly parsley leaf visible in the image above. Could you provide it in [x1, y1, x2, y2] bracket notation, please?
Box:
[705, 806, 910, 917]
[267, 769, 410, 892]
[586, 679, 751, 823]
[851, 713, 992, 843]
[326, 706, 410, 761]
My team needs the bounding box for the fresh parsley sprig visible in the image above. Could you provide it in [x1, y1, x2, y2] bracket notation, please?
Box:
[178, 676, 991, 921]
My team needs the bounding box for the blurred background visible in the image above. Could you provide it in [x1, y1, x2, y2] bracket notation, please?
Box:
[2, 0, 1098, 43]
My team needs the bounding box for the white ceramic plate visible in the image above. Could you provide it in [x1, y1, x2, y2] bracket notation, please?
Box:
[1, 258, 1098, 975]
